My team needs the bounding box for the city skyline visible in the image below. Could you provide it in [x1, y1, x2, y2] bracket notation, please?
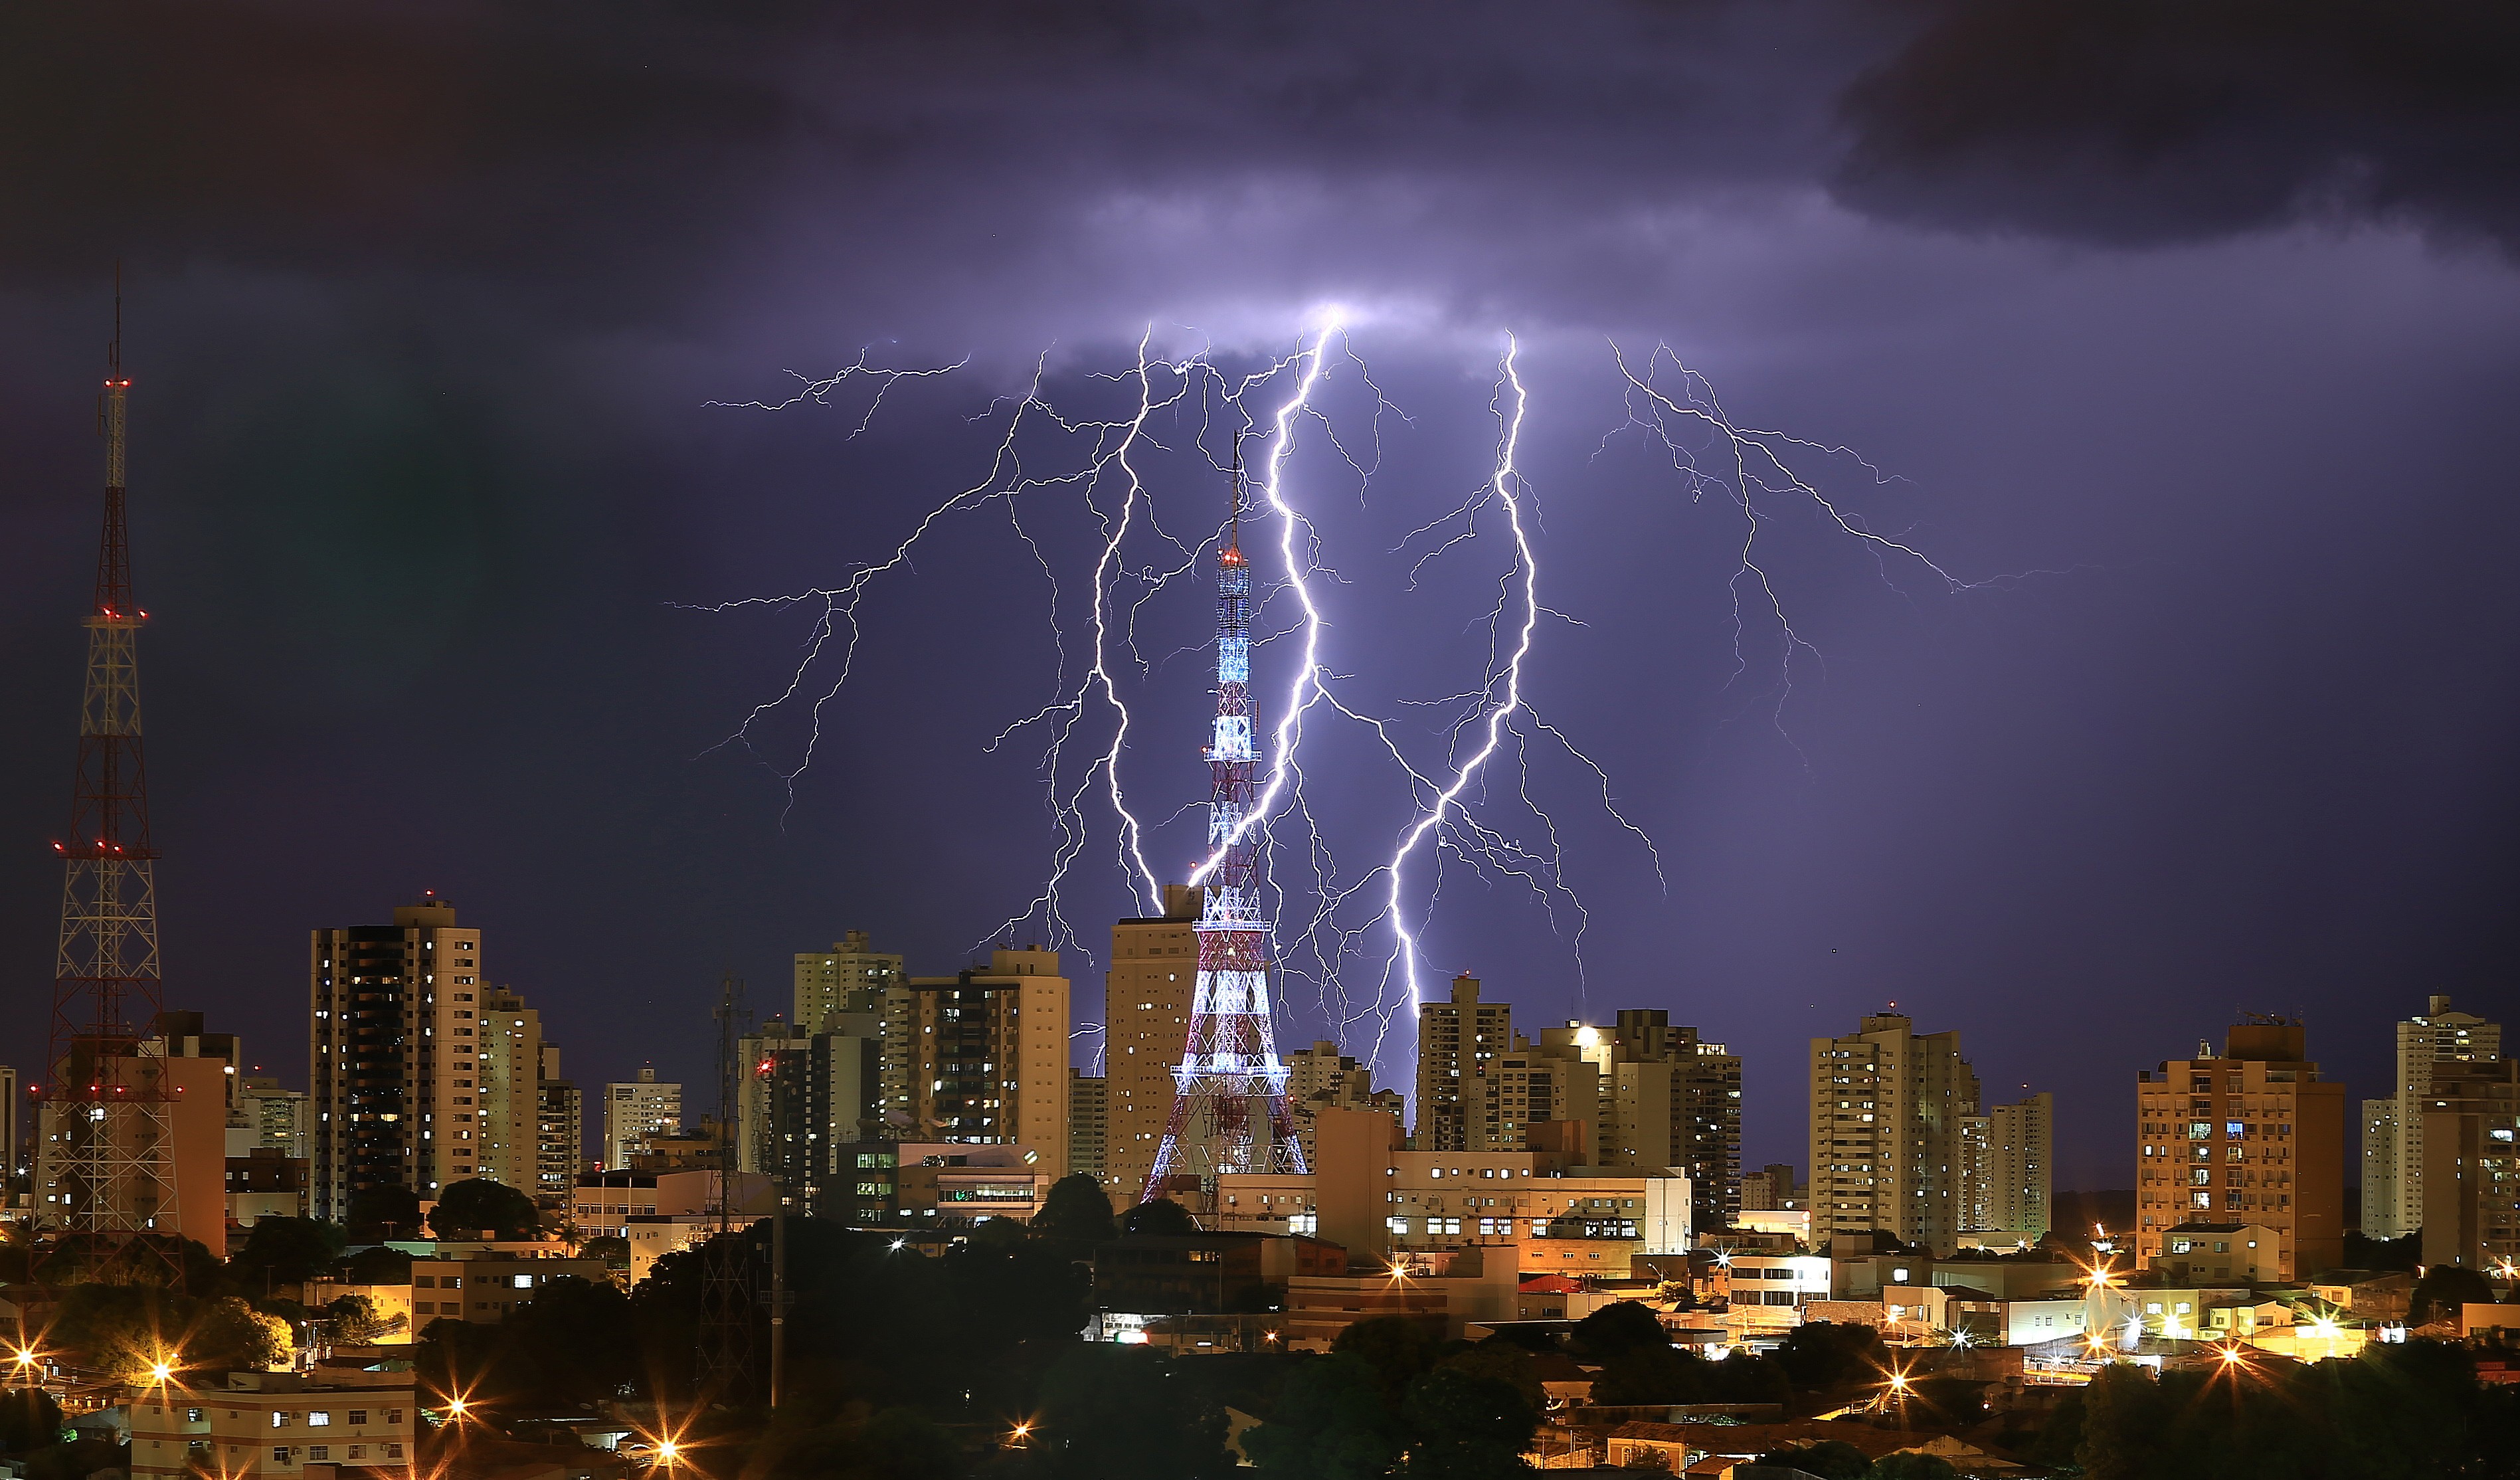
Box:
[5, 6, 2520, 1193]
[1, 11, 2517, 1479]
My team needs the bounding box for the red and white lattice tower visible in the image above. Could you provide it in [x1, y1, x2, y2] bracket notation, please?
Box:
[40, 288, 179, 1238]
[1142, 454, 1308, 1200]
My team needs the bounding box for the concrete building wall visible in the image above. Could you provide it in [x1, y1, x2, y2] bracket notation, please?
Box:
[602, 1068, 681, 1169]
[474, 986, 543, 1194]
[794, 930, 905, 1033]
[2381, 998, 2501, 1240]
[310, 900, 492, 1219]
[2419, 1057, 2520, 1271]
[1985, 1093, 2052, 1238]
[881, 948, 1070, 1184]
[1416, 975, 1512, 1152]
[1810, 1012, 1979, 1255]
[1100, 887, 1201, 1199]
[2360, 1098, 2396, 1237]
[1068, 1069, 1107, 1182]
[2135, 1019, 2347, 1279]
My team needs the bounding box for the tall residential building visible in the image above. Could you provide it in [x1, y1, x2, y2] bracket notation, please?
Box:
[603, 1068, 683, 1169]
[473, 986, 545, 1194]
[231, 1076, 310, 1163]
[2362, 996, 2503, 1240]
[794, 931, 905, 1034]
[1597, 1010, 1743, 1233]
[1809, 1011, 1981, 1255]
[1959, 1092, 2053, 1239]
[1409, 984, 1742, 1230]
[536, 1043, 582, 1204]
[1069, 1070, 1108, 1182]
[2361, 1099, 2397, 1238]
[875, 947, 1072, 1183]
[737, 1018, 881, 1214]
[1415, 974, 1512, 1151]
[2418, 1056, 2520, 1272]
[2135, 1016, 2347, 1279]
[310, 899, 501, 1220]
[1099, 887, 1202, 1198]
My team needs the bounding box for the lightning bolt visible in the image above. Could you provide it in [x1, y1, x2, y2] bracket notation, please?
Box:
[1605, 340, 2048, 753]
[696, 325, 2007, 1103]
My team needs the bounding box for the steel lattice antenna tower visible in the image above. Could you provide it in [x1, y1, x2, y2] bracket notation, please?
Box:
[1142, 445, 1307, 1201]
[43, 274, 179, 1240]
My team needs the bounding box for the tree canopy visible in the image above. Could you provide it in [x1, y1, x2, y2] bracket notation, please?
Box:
[1121, 1197, 1200, 1238]
[428, 1178, 541, 1241]
[231, 1217, 345, 1287]
[1753, 1440, 1874, 1480]
[2409, 1263, 2494, 1326]
[1032, 1174, 1119, 1246]
[1246, 1352, 1405, 1480]
[345, 1183, 422, 1240]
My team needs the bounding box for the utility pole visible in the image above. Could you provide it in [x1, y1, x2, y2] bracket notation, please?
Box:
[768, 1194, 786, 1409]
[695, 974, 753, 1396]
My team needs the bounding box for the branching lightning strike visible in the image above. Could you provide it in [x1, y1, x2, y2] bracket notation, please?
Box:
[698, 325, 2001, 1090]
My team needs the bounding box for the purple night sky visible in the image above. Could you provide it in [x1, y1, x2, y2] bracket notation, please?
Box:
[2, 1, 2517, 1190]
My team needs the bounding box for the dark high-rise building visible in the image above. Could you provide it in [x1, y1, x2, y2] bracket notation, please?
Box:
[536, 1043, 583, 1204]
[1604, 1009, 1744, 1234]
[310, 897, 499, 1221]
[740, 1014, 883, 1216]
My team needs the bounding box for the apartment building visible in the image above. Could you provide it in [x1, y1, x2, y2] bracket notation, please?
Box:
[2134, 1016, 2346, 1279]
[1101, 887, 1205, 1199]
[1809, 1011, 1981, 1255]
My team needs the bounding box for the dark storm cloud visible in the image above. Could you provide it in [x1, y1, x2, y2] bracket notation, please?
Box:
[0, 1, 792, 285]
[0, 0, 1881, 335]
[1834, 0, 2520, 252]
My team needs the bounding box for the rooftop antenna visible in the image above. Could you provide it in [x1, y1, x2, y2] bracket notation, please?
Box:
[1227, 434, 1245, 554]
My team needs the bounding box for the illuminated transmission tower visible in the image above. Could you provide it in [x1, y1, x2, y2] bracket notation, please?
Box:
[1142, 452, 1307, 1200]
[42, 289, 178, 1238]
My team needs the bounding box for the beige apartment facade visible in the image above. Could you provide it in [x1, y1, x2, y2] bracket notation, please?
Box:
[2135, 1018, 2346, 1279]
[880, 947, 1071, 1184]
[1809, 1012, 1981, 1255]
[131, 1376, 414, 1480]
[1099, 887, 1202, 1198]
[795, 930, 905, 1033]
[312, 899, 549, 1220]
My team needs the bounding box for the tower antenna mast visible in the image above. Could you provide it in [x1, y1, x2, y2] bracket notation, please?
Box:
[1142, 434, 1307, 1200]
[41, 266, 177, 1249]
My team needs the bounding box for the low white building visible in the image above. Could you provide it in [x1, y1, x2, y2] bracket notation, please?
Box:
[1718, 1253, 1833, 1338]
[131, 1373, 413, 1480]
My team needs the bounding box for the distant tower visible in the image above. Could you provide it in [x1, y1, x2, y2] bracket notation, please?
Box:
[1142, 450, 1307, 1199]
[41, 282, 177, 1236]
